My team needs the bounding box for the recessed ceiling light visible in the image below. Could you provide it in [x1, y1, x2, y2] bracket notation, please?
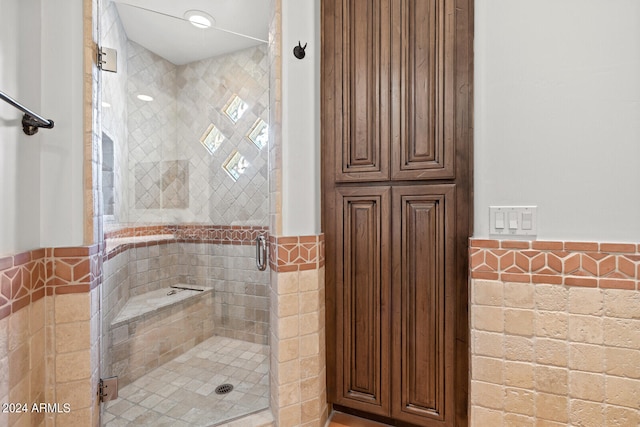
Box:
[102, 101, 111, 108]
[137, 94, 154, 102]
[184, 10, 215, 29]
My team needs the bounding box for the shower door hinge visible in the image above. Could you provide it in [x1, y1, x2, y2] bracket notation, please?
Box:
[99, 377, 119, 403]
[98, 47, 117, 73]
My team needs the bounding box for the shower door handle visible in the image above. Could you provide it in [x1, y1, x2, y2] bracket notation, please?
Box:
[256, 235, 268, 271]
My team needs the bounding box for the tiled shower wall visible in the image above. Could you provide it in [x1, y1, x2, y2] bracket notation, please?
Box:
[176, 46, 269, 226]
[101, 233, 270, 406]
[102, 3, 269, 226]
[101, 0, 129, 223]
[126, 41, 178, 215]
[101, 235, 270, 348]
[470, 239, 640, 426]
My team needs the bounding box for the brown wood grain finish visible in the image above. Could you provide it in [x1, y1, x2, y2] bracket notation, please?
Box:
[391, 0, 455, 180]
[322, 0, 473, 425]
[391, 185, 455, 425]
[336, 187, 391, 415]
[338, 0, 391, 182]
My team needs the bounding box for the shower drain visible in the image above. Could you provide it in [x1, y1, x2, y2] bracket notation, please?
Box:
[215, 383, 234, 395]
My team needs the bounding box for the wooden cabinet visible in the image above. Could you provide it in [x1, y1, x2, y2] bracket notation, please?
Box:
[331, 0, 455, 183]
[335, 187, 391, 415]
[322, 0, 472, 426]
[390, 185, 455, 425]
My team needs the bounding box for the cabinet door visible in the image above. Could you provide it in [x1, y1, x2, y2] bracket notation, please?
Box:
[391, 0, 455, 180]
[332, 0, 391, 182]
[335, 186, 391, 415]
[391, 185, 456, 426]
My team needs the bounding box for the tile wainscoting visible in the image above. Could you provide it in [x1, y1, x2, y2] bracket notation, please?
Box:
[470, 239, 640, 426]
[0, 245, 103, 426]
[269, 234, 329, 427]
[0, 228, 328, 427]
[5, 234, 639, 426]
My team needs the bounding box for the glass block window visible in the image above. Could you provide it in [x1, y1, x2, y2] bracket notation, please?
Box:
[247, 118, 268, 150]
[199, 123, 225, 155]
[222, 95, 249, 123]
[222, 150, 250, 182]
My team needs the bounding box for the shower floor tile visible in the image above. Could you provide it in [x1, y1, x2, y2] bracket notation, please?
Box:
[104, 336, 269, 427]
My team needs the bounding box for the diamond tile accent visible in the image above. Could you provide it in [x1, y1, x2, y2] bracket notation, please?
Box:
[111, 42, 269, 226]
[161, 160, 189, 209]
[104, 225, 269, 248]
[269, 235, 325, 272]
[135, 162, 161, 209]
[0, 245, 103, 320]
[470, 240, 640, 289]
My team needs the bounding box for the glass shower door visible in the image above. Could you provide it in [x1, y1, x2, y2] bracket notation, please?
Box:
[98, 1, 271, 425]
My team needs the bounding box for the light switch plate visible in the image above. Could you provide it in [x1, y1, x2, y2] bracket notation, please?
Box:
[489, 206, 537, 237]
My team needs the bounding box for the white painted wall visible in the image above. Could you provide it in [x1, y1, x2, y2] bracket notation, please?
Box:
[281, 0, 322, 236]
[474, 0, 640, 242]
[0, 0, 42, 255]
[39, 0, 85, 247]
[0, 0, 84, 255]
[5, 0, 638, 252]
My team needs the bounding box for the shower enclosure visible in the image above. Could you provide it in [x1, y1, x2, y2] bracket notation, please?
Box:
[98, 1, 271, 425]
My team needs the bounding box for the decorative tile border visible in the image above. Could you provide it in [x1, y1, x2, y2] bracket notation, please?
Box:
[269, 234, 325, 272]
[0, 244, 102, 321]
[470, 239, 640, 289]
[105, 224, 268, 244]
[0, 249, 46, 319]
[104, 224, 270, 260]
[2, 231, 325, 319]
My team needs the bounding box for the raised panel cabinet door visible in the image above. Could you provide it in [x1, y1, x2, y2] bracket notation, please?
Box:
[391, 185, 456, 426]
[391, 0, 455, 180]
[333, 0, 391, 182]
[335, 186, 391, 416]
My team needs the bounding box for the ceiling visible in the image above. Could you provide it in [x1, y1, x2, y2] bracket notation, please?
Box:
[114, 0, 269, 65]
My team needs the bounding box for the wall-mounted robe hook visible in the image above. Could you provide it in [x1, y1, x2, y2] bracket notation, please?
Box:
[293, 42, 307, 59]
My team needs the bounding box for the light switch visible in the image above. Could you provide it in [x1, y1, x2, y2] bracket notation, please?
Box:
[495, 212, 505, 229]
[508, 212, 518, 229]
[522, 212, 533, 230]
[489, 206, 537, 237]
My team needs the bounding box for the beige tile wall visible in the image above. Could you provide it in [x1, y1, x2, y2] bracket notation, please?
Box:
[46, 244, 102, 427]
[0, 244, 101, 427]
[44, 292, 98, 427]
[0, 298, 46, 427]
[270, 268, 328, 427]
[266, 234, 328, 426]
[470, 239, 640, 426]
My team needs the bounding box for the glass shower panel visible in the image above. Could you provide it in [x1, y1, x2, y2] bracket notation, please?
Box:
[99, 1, 270, 425]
